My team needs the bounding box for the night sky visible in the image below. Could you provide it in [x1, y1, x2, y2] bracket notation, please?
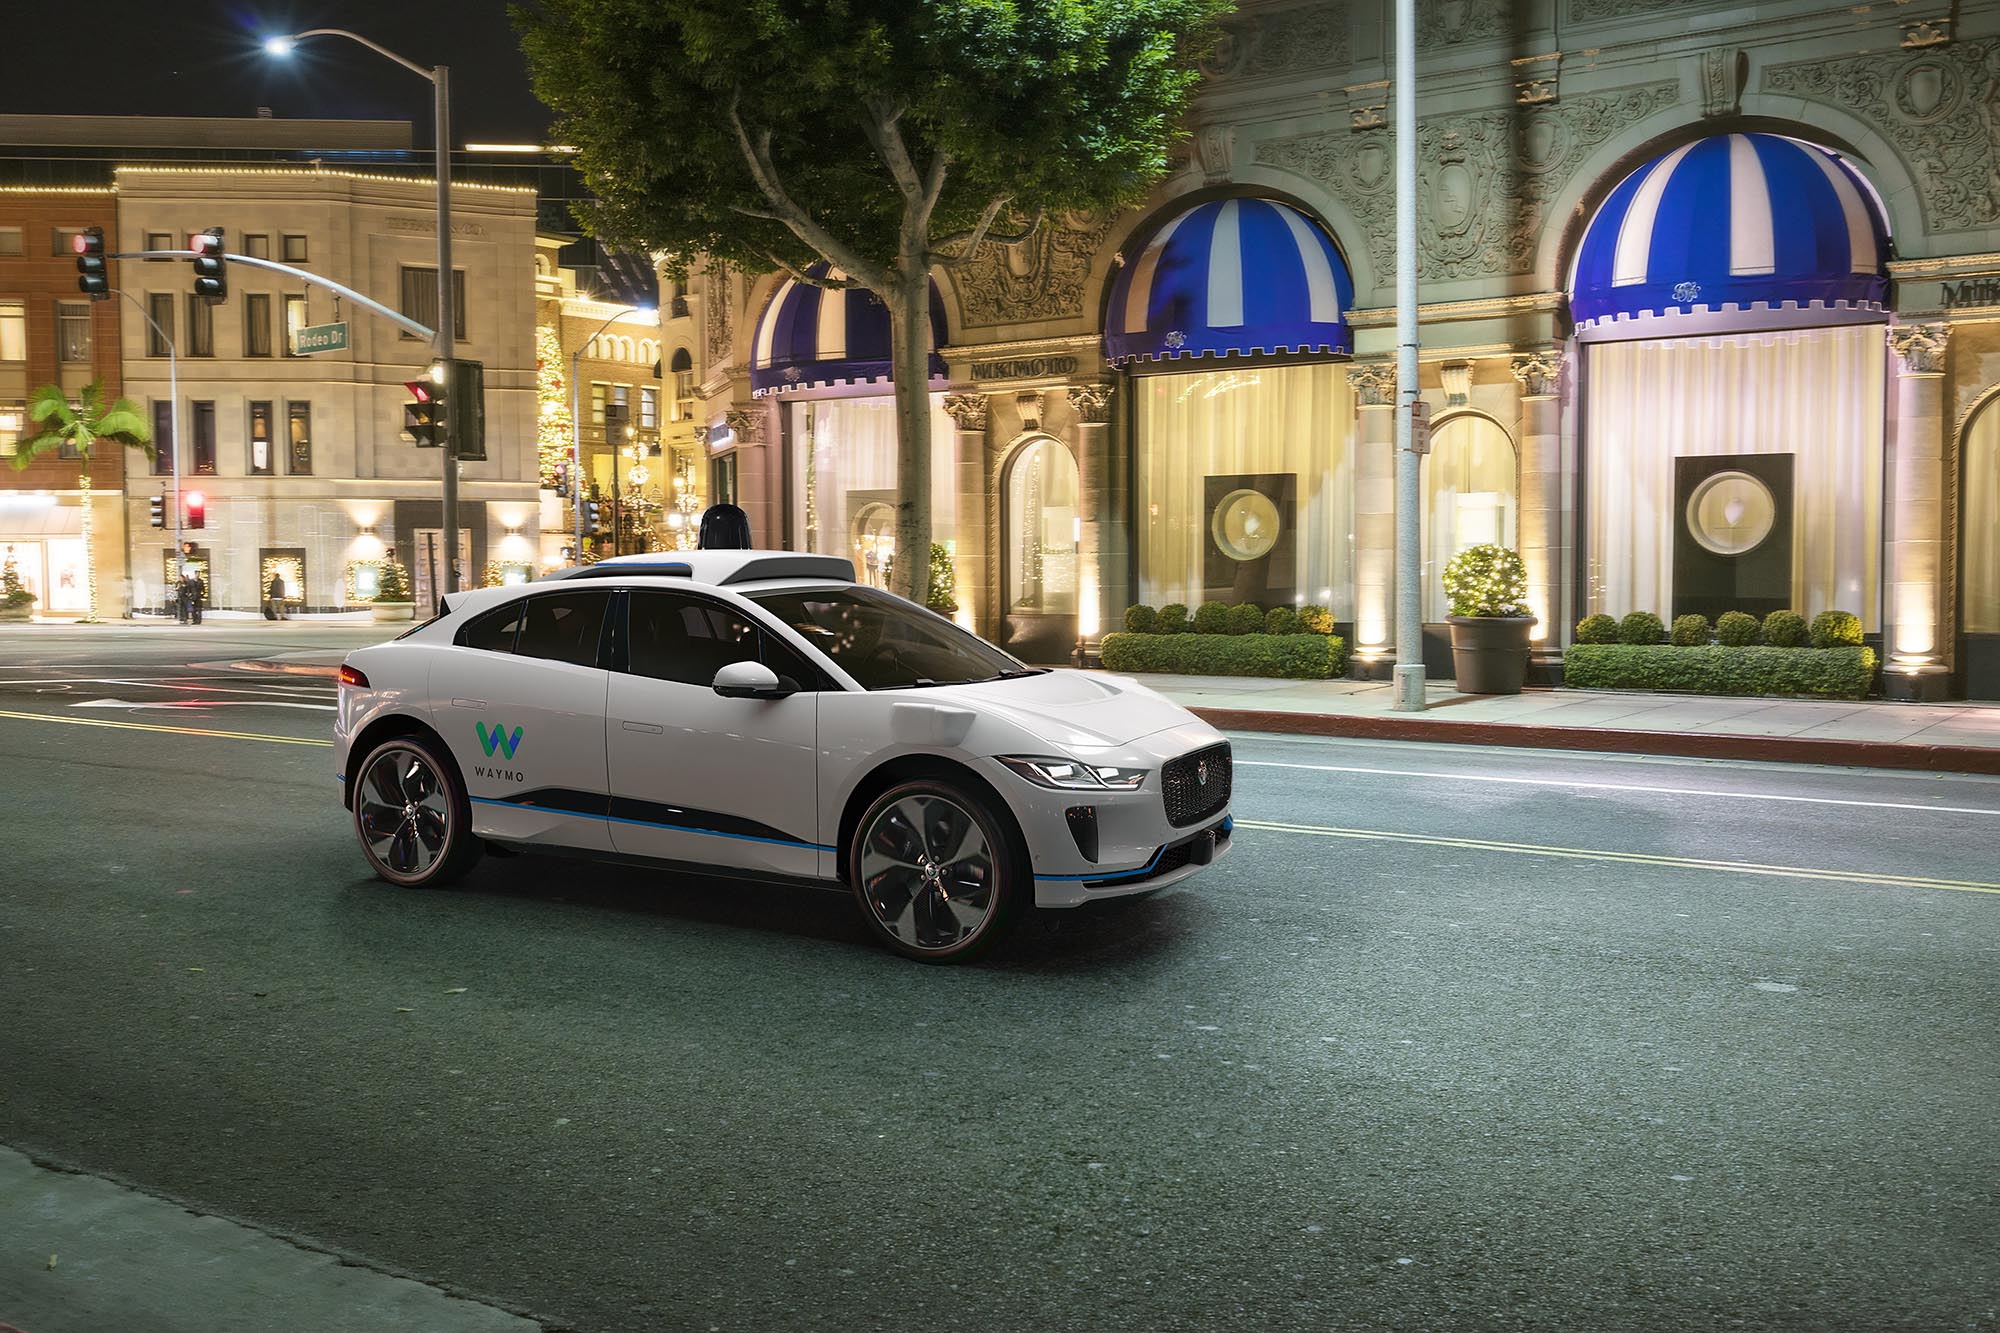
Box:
[0, 2, 551, 146]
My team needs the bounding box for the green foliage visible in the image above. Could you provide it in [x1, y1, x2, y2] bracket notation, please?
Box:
[1100, 632, 1348, 680]
[1618, 611, 1666, 645]
[1809, 610, 1863, 649]
[1762, 609, 1807, 648]
[1, 548, 34, 609]
[13, 380, 152, 474]
[373, 561, 412, 604]
[1297, 605, 1335, 636]
[1263, 606, 1298, 636]
[1156, 602, 1189, 634]
[1715, 611, 1760, 647]
[1564, 645, 1877, 700]
[1574, 614, 1619, 645]
[1124, 604, 1158, 633]
[925, 543, 958, 614]
[1441, 543, 1529, 618]
[1192, 600, 1230, 634]
[1225, 602, 1264, 635]
[1670, 614, 1710, 647]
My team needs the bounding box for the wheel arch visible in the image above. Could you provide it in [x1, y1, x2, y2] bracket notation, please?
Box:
[343, 713, 455, 809]
[835, 753, 1028, 885]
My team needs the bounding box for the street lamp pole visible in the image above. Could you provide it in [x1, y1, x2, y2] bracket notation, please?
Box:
[265, 28, 458, 603]
[114, 288, 181, 609]
[1391, 0, 1427, 712]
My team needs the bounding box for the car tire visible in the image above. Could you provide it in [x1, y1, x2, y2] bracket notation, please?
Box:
[352, 734, 482, 888]
[848, 779, 1023, 963]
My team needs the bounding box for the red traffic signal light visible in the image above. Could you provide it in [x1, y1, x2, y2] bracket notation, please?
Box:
[190, 228, 226, 301]
[74, 227, 108, 298]
[403, 379, 442, 447]
[185, 491, 206, 530]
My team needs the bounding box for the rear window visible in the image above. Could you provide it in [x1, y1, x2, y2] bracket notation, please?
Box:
[459, 603, 525, 653]
[514, 591, 610, 667]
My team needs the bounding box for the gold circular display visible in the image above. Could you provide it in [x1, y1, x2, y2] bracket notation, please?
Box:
[1210, 489, 1281, 562]
[1686, 470, 1777, 556]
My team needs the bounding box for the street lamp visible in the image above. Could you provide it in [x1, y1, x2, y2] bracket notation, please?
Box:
[568, 306, 654, 559]
[264, 27, 461, 605]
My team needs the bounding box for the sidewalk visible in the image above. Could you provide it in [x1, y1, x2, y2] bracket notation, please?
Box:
[1140, 674, 2000, 775]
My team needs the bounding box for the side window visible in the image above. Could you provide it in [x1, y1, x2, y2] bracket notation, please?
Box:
[514, 591, 611, 667]
[459, 603, 525, 653]
[628, 591, 816, 689]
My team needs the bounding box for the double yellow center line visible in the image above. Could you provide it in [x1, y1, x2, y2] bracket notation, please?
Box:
[0, 707, 332, 748]
[1234, 817, 2000, 896]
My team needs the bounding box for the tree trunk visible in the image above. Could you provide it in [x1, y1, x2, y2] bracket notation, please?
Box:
[77, 469, 97, 624]
[884, 262, 932, 606]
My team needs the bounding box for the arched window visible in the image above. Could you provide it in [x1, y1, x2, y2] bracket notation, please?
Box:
[1964, 396, 2000, 635]
[1422, 415, 1518, 622]
[1005, 437, 1080, 617]
[669, 347, 695, 422]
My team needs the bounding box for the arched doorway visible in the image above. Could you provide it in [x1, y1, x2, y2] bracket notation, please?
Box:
[1422, 413, 1518, 623]
[1000, 436, 1080, 663]
[1960, 394, 2000, 698]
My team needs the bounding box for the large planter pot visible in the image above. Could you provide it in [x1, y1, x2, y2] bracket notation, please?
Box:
[1446, 615, 1537, 694]
[0, 606, 34, 623]
[369, 601, 416, 623]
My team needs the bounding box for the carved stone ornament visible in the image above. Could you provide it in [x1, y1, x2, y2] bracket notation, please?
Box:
[942, 393, 990, 433]
[1347, 364, 1397, 407]
[1903, 18, 1953, 49]
[1202, 2, 1349, 82]
[1017, 391, 1044, 433]
[1439, 361, 1473, 406]
[1510, 349, 1565, 398]
[692, 425, 710, 448]
[1765, 41, 2000, 232]
[1888, 323, 1950, 374]
[1347, 81, 1389, 132]
[1568, 0, 1675, 20]
[723, 407, 764, 445]
[1514, 52, 1560, 106]
[1701, 49, 1748, 118]
[1065, 382, 1115, 424]
[1418, 0, 1507, 49]
[1198, 124, 1236, 184]
[1257, 81, 1682, 283]
[953, 211, 1115, 328]
[705, 261, 734, 365]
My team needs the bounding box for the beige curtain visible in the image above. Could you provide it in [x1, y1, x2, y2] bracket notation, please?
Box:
[1423, 414, 1519, 622]
[1965, 399, 2000, 633]
[788, 394, 957, 582]
[1585, 324, 1885, 628]
[1134, 363, 1356, 614]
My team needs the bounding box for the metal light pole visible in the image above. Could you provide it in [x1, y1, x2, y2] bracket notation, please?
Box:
[569, 306, 647, 559]
[265, 29, 458, 602]
[114, 288, 181, 612]
[1392, 0, 1427, 712]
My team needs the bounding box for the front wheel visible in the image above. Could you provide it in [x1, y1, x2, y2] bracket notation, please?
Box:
[353, 735, 481, 888]
[849, 780, 1023, 963]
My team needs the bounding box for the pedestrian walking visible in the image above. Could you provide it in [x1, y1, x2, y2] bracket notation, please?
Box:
[181, 570, 203, 624]
[264, 570, 288, 621]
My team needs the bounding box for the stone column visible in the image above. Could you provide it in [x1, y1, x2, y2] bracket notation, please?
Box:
[942, 392, 991, 633]
[1067, 381, 1120, 655]
[1348, 364, 1397, 674]
[723, 405, 777, 549]
[1884, 323, 1951, 701]
[1510, 349, 1566, 654]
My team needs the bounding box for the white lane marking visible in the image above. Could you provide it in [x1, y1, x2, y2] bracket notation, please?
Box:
[1237, 759, 2000, 818]
[72, 698, 336, 713]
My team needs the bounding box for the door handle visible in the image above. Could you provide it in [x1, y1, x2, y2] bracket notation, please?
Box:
[621, 720, 664, 734]
[451, 698, 487, 709]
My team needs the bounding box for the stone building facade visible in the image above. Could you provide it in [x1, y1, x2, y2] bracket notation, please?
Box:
[691, 0, 2000, 700]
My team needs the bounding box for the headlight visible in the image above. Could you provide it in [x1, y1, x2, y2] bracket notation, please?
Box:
[997, 755, 1148, 791]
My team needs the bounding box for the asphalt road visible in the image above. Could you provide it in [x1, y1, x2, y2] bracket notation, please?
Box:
[1, 624, 1996, 1332]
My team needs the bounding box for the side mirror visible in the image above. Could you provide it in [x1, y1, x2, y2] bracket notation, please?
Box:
[713, 659, 792, 699]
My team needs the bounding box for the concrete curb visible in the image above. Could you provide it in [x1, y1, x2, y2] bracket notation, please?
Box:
[1189, 707, 2000, 776]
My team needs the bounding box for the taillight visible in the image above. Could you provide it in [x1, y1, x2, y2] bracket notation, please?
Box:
[338, 664, 369, 689]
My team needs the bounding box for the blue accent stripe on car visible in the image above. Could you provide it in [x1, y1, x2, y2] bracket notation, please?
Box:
[467, 789, 833, 852]
[1037, 843, 1167, 884]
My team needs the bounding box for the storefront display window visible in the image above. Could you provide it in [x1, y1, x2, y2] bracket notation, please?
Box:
[1422, 415, 1517, 622]
[1004, 437, 1078, 616]
[1964, 399, 2000, 634]
[1134, 363, 1355, 616]
[788, 395, 956, 589]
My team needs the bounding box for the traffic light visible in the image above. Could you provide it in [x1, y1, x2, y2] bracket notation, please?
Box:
[583, 496, 603, 532]
[402, 371, 443, 447]
[148, 495, 165, 529]
[190, 228, 226, 301]
[185, 491, 206, 530]
[445, 359, 486, 461]
[73, 228, 108, 299]
[553, 459, 569, 499]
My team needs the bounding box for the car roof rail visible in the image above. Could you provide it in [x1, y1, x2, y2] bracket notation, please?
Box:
[557, 562, 694, 581]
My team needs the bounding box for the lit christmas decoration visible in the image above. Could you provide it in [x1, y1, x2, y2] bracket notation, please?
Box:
[535, 325, 573, 489]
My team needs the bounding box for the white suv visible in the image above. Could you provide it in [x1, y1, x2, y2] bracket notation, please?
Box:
[335, 551, 1232, 961]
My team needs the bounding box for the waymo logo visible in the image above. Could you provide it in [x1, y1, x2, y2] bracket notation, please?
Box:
[475, 721, 523, 760]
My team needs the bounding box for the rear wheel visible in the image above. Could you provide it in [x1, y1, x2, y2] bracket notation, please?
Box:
[353, 736, 481, 888]
[849, 780, 1023, 963]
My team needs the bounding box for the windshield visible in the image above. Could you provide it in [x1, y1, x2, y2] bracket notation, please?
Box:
[747, 585, 1036, 690]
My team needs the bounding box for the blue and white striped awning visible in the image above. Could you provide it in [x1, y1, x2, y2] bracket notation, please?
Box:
[1569, 133, 1890, 339]
[750, 264, 948, 396]
[1106, 196, 1355, 367]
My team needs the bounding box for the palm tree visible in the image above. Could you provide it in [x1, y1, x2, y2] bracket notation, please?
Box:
[12, 380, 152, 623]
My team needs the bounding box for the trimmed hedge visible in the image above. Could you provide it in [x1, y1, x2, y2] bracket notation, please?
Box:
[1264, 606, 1299, 636]
[1575, 613, 1620, 645]
[1619, 611, 1667, 645]
[1298, 605, 1334, 635]
[1762, 610, 1806, 648]
[1564, 644, 1877, 700]
[1226, 602, 1265, 635]
[1157, 603, 1190, 634]
[1193, 600, 1230, 634]
[1123, 604, 1158, 633]
[1670, 614, 1710, 646]
[1811, 610, 1863, 648]
[1100, 631, 1348, 680]
[1716, 611, 1759, 647]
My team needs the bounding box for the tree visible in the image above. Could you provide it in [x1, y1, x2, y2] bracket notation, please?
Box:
[517, 0, 1229, 603]
[11, 380, 151, 623]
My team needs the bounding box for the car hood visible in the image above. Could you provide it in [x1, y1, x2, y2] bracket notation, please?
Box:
[915, 670, 1196, 750]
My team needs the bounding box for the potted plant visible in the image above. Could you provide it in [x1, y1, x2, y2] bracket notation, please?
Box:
[369, 559, 416, 622]
[0, 547, 36, 622]
[1442, 543, 1536, 694]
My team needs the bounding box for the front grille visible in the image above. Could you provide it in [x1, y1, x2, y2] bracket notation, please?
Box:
[1161, 742, 1231, 828]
